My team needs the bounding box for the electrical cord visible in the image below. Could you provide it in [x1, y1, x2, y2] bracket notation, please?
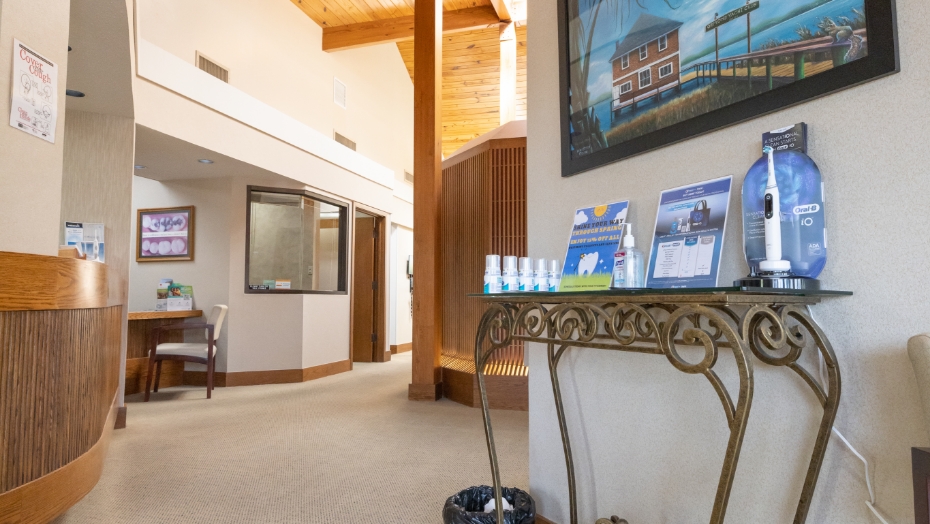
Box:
[807, 307, 892, 524]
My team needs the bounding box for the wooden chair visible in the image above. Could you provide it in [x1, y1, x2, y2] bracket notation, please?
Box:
[144, 305, 228, 401]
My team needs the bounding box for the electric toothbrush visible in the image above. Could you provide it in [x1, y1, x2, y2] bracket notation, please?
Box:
[758, 146, 791, 273]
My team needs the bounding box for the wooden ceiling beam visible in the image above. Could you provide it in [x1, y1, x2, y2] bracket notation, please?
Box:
[488, 0, 512, 21]
[322, 5, 499, 51]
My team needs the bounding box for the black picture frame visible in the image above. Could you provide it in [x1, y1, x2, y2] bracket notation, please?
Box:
[557, 0, 899, 177]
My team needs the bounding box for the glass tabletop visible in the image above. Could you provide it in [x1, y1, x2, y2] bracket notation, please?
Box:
[468, 286, 853, 299]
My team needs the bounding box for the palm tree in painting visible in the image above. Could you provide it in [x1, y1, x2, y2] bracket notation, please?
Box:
[568, 0, 677, 156]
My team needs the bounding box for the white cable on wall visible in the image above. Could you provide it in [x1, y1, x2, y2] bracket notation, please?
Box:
[808, 308, 892, 524]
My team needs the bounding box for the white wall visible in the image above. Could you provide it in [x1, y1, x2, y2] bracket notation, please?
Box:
[389, 224, 413, 346]
[527, 1, 929, 523]
[136, 0, 414, 196]
[0, 0, 70, 255]
[129, 176, 232, 369]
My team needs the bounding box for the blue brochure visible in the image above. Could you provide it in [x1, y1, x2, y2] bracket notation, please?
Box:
[560, 201, 629, 292]
[647, 176, 732, 289]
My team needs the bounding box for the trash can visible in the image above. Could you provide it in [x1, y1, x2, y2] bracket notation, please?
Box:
[442, 485, 535, 524]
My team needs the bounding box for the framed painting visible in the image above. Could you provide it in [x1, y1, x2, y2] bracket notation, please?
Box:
[136, 206, 195, 262]
[558, 0, 899, 176]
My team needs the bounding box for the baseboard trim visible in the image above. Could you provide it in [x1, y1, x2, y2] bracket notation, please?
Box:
[390, 342, 412, 354]
[537, 514, 557, 524]
[442, 367, 528, 411]
[408, 382, 442, 401]
[0, 396, 117, 523]
[183, 359, 352, 388]
[114, 406, 127, 429]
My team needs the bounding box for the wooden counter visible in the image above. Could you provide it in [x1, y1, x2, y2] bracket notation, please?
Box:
[125, 310, 202, 396]
[0, 251, 121, 523]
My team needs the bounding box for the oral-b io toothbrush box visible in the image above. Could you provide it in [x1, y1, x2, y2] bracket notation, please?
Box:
[762, 123, 808, 154]
[742, 149, 826, 278]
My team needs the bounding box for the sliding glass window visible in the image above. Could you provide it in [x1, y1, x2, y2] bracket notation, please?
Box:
[246, 187, 347, 293]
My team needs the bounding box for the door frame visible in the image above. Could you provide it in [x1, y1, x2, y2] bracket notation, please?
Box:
[350, 204, 389, 363]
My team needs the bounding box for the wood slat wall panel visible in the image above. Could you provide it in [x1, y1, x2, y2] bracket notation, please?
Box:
[0, 306, 122, 493]
[441, 138, 526, 379]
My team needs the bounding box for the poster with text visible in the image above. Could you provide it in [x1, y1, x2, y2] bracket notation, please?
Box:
[9, 39, 57, 143]
[646, 176, 732, 289]
[560, 201, 629, 292]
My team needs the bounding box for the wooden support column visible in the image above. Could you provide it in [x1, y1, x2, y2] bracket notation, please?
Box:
[409, 0, 444, 401]
[499, 22, 517, 125]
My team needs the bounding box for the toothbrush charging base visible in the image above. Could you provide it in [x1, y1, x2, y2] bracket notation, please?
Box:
[734, 275, 821, 290]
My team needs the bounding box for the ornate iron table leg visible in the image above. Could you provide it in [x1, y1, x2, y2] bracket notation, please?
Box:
[744, 305, 841, 523]
[475, 304, 512, 524]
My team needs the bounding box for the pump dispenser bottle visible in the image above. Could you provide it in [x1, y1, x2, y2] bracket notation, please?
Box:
[548, 260, 561, 292]
[518, 257, 534, 291]
[611, 224, 645, 288]
[534, 259, 548, 291]
[484, 255, 502, 294]
[502, 256, 518, 292]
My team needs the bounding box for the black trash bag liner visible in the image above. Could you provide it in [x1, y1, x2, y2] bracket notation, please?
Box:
[442, 485, 535, 524]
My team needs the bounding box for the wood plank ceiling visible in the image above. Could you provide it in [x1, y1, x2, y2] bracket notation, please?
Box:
[291, 0, 527, 159]
[397, 25, 525, 157]
[293, 0, 492, 27]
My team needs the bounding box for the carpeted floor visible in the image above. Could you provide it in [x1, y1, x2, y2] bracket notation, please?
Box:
[56, 352, 528, 523]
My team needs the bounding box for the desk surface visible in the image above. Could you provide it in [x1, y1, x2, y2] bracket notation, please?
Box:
[128, 310, 203, 321]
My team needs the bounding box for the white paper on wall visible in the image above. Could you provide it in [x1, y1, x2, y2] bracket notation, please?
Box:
[9, 39, 58, 143]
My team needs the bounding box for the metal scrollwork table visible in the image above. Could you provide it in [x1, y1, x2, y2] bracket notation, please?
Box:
[471, 287, 851, 524]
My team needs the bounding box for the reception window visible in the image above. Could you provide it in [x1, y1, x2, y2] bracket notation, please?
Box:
[246, 187, 347, 294]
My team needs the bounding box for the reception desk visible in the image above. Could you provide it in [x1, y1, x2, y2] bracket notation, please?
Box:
[0, 251, 122, 523]
[125, 310, 203, 395]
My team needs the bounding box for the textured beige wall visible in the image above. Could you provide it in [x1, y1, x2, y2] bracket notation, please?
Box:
[527, 1, 930, 522]
[0, 0, 70, 255]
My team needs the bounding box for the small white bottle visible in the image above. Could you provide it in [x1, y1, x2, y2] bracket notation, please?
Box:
[534, 258, 548, 291]
[611, 224, 645, 288]
[502, 256, 518, 292]
[548, 259, 561, 292]
[518, 257, 534, 292]
[484, 254, 502, 294]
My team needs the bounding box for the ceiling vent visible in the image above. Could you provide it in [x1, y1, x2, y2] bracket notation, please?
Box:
[334, 131, 356, 151]
[333, 78, 347, 108]
[197, 52, 229, 83]
[404, 171, 414, 185]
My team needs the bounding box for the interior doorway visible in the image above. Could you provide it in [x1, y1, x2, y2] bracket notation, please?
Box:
[351, 209, 387, 363]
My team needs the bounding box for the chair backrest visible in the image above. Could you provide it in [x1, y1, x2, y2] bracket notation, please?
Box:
[207, 305, 228, 342]
[908, 333, 930, 440]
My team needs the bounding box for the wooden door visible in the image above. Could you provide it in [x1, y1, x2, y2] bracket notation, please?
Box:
[352, 212, 387, 363]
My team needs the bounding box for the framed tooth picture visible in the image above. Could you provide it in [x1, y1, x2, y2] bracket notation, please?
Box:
[136, 206, 195, 262]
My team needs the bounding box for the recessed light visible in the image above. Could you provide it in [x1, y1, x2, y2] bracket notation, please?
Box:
[198, 159, 214, 164]
[134, 165, 146, 169]
[66, 89, 85, 98]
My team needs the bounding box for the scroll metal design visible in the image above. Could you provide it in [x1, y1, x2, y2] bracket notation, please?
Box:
[475, 297, 839, 524]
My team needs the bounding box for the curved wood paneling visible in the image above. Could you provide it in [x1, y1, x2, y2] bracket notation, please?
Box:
[0, 307, 121, 493]
[0, 400, 117, 523]
[0, 252, 122, 523]
[0, 252, 108, 311]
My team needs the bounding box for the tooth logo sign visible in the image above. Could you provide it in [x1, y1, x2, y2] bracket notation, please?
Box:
[793, 204, 820, 215]
[577, 252, 599, 275]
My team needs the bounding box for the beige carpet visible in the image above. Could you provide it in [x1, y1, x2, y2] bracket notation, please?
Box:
[56, 353, 528, 523]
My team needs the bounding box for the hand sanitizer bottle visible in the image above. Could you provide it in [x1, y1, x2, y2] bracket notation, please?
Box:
[502, 256, 518, 292]
[518, 257, 534, 292]
[611, 224, 645, 288]
[534, 258, 548, 291]
[548, 260, 561, 292]
[484, 255, 502, 294]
